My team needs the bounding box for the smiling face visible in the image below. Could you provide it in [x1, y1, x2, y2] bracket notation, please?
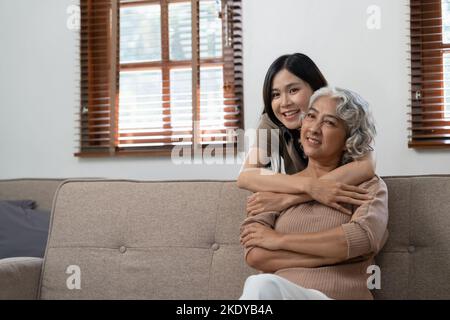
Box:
[271, 69, 314, 130]
[300, 95, 348, 164]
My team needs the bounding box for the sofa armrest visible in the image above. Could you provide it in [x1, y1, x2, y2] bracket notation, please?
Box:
[0, 257, 42, 300]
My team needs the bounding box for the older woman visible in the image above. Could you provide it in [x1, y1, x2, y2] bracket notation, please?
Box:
[239, 87, 389, 300]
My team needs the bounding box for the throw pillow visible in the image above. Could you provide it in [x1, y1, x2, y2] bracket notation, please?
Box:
[0, 201, 50, 259]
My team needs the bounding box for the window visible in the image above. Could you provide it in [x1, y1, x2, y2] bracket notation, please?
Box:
[409, 0, 450, 148]
[77, 0, 243, 156]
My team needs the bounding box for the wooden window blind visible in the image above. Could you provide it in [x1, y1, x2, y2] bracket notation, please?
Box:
[409, 0, 450, 148]
[77, 0, 243, 157]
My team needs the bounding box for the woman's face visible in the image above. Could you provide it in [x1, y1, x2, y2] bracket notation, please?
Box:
[271, 69, 313, 130]
[300, 95, 347, 163]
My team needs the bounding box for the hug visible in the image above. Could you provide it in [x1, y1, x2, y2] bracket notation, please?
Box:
[237, 54, 388, 300]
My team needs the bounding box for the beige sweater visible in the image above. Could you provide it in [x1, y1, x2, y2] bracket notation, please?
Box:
[242, 175, 389, 300]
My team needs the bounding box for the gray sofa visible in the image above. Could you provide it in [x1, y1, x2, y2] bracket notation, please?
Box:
[1, 176, 450, 300]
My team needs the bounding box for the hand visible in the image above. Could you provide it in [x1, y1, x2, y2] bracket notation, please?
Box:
[246, 192, 296, 216]
[306, 179, 373, 215]
[240, 223, 282, 250]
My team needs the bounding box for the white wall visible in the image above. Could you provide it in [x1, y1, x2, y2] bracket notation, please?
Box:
[242, 0, 450, 176]
[0, 0, 449, 180]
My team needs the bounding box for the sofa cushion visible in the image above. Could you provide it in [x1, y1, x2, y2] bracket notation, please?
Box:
[0, 179, 63, 211]
[0, 201, 50, 259]
[0, 257, 43, 299]
[374, 176, 450, 300]
[39, 180, 256, 299]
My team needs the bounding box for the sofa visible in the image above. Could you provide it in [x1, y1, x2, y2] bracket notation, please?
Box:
[0, 176, 450, 300]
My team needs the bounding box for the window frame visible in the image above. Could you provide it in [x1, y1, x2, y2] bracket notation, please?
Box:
[409, 0, 450, 148]
[76, 0, 243, 157]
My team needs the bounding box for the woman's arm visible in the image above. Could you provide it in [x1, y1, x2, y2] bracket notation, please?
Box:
[237, 146, 304, 193]
[238, 167, 307, 193]
[239, 166, 370, 209]
[238, 151, 376, 194]
[317, 151, 376, 186]
[241, 223, 348, 260]
[277, 227, 348, 259]
[246, 192, 312, 216]
[243, 177, 372, 216]
[239, 151, 375, 214]
[245, 247, 344, 273]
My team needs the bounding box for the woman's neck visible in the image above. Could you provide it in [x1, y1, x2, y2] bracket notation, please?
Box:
[303, 158, 340, 178]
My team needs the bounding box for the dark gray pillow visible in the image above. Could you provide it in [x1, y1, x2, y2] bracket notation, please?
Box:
[0, 201, 50, 259]
[3, 200, 36, 209]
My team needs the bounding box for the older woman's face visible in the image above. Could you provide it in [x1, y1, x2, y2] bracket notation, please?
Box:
[300, 96, 347, 163]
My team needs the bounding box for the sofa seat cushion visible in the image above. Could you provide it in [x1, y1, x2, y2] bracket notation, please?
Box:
[39, 180, 256, 299]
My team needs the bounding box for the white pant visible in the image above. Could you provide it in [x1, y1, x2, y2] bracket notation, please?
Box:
[240, 274, 332, 300]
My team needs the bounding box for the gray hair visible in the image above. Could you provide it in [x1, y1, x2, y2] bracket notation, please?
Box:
[307, 86, 376, 164]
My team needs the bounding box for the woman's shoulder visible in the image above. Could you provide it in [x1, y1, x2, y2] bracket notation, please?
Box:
[358, 175, 388, 195]
[257, 113, 279, 130]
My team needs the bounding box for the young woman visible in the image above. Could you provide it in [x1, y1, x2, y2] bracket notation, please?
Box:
[237, 53, 376, 215]
[239, 87, 389, 300]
